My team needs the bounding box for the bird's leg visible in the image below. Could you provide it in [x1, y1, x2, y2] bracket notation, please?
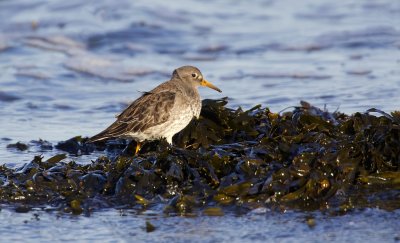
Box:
[135, 142, 142, 155]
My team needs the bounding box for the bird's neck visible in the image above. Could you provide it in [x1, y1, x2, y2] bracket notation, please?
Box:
[176, 80, 200, 100]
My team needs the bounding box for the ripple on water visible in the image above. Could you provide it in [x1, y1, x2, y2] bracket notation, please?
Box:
[65, 54, 159, 81]
[0, 91, 21, 102]
[315, 26, 400, 49]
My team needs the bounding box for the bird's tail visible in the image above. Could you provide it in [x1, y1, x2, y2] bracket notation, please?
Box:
[87, 119, 125, 143]
[87, 130, 112, 143]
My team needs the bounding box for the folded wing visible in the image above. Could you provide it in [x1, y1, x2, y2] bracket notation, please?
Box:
[88, 91, 176, 142]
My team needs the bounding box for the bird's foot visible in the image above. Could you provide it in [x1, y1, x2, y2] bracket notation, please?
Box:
[121, 141, 141, 156]
[135, 142, 142, 155]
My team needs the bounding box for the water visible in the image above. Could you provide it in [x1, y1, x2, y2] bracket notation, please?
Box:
[0, 207, 399, 243]
[0, 0, 399, 241]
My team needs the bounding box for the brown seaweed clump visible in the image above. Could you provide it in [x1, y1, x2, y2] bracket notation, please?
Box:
[1, 98, 400, 215]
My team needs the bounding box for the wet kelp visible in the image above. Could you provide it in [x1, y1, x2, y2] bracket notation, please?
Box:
[1, 98, 400, 215]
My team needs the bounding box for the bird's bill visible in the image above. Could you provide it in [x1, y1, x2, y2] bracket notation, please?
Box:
[200, 79, 222, 92]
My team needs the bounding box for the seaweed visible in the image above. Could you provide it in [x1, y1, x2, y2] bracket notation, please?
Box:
[0, 98, 399, 215]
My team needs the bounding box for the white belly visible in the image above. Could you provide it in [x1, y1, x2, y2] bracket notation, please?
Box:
[126, 102, 198, 144]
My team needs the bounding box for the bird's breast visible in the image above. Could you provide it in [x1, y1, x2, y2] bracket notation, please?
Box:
[192, 99, 201, 118]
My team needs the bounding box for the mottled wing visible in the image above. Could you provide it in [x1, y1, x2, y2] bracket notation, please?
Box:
[88, 91, 176, 142]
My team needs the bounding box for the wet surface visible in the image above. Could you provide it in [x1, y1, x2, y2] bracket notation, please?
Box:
[0, 0, 399, 241]
[0, 207, 399, 243]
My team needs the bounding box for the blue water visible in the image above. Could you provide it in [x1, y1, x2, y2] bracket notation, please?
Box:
[0, 0, 399, 241]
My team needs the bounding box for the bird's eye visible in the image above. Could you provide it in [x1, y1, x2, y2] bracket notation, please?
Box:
[192, 73, 198, 78]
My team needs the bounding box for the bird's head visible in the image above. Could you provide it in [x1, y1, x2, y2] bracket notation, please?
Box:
[172, 66, 222, 93]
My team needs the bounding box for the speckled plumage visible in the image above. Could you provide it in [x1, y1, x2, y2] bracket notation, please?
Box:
[88, 66, 221, 146]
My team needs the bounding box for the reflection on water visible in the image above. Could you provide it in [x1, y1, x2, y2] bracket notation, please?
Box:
[0, 0, 399, 241]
